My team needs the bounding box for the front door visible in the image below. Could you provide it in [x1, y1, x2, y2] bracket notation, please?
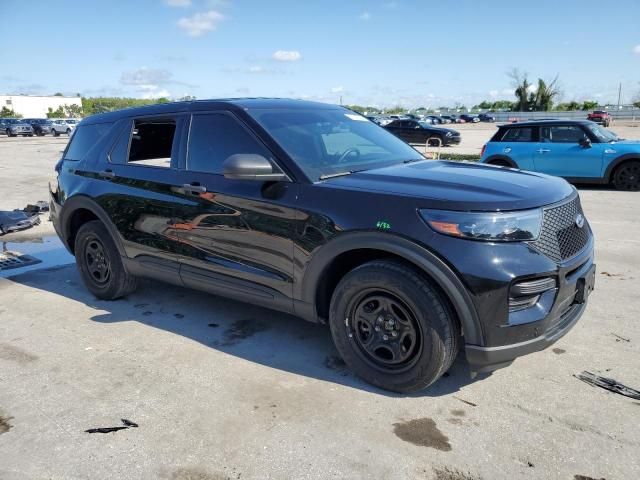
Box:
[171, 111, 297, 310]
[533, 125, 603, 178]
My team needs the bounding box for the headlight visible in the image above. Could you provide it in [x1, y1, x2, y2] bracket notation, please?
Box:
[420, 208, 542, 242]
[445, 131, 453, 137]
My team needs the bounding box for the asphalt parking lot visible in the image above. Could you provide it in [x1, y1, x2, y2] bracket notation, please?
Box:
[1, 134, 639, 480]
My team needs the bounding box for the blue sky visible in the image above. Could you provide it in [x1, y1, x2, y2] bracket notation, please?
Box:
[2, 0, 639, 108]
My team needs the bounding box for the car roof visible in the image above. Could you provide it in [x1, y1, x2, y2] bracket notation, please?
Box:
[82, 98, 342, 125]
[499, 119, 594, 128]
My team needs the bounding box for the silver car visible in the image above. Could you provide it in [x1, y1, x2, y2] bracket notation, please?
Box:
[0, 118, 34, 137]
[50, 119, 76, 136]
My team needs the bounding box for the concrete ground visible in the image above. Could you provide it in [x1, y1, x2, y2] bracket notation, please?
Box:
[1, 134, 639, 480]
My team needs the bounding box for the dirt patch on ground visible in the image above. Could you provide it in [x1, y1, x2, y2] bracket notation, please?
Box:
[393, 418, 451, 451]
[0, 344, 38, 364]
[0, 415, 13, 434]
[433, 466, 481, 480]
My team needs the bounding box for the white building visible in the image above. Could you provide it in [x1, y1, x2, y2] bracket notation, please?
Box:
[0, 94, 83, 118]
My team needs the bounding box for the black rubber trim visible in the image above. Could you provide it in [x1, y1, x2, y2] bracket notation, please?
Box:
[58, 195, 127, 257]
[466, 301, 586, 373]
[298, 231, 484, 346]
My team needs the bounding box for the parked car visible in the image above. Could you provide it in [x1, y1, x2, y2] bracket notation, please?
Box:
[448, 115, 465, 123]
[24, 118, 53, 136]
[50, 119, 75, 136]
[0, 118, 34, 137]
[478, 113, 496, 122]
[480, 119, 640, 190]
[384, 119, 461, 146]
[587, 110, 611, 127]
[439, 115, 455, 124]
[425, 115, 446, 125]
[50, 98, 595, 392]
[460, 114, 480, 123]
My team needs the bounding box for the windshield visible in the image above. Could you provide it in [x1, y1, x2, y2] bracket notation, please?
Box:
[586, 123, 618, 142]
[248, 108, 423, 181]
[418, 121, 432, 128]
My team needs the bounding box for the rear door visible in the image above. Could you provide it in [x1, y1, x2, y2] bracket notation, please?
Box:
[171, 111, 297, 310]
[495, 126, 537, 169]
[98, 114, 190, 279]
[533, 125, 602, 178]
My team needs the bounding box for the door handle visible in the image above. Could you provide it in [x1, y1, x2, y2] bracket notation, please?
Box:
[182, 183, 207, 193]
[99, 169, 115, 179]
[537, 148, 551, 154]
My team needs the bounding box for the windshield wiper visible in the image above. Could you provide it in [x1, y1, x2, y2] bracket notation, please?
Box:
[319, 168, 372, 180]
[403, 158, 423, 164]
[319, 171, 353, 180]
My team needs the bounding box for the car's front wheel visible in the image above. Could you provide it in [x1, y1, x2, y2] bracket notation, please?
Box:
[52, 129, 59, 137]
[329, 260, 460, 393]
[612, 160, 640, 191]
[427, 136, 443, 147]
[75, 220, 138, 300]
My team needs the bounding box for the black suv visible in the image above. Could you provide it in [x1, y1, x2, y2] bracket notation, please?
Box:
[50, 99, 595, 392]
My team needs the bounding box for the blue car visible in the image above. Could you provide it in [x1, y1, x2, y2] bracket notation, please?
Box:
[480, 120, 640, 190]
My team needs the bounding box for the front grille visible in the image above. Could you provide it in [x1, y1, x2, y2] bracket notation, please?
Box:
[529, 195, 590, 262]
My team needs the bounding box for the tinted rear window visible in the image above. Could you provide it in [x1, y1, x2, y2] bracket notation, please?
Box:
[500, 127, 534, 142]
[64, 123, 113, 161]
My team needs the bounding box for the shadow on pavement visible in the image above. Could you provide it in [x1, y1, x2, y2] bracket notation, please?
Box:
[7, 264, 486, 398]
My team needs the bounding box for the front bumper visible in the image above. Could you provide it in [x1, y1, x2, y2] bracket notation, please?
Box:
[463, 243, 595, 373]
[445, 136, 461, 145]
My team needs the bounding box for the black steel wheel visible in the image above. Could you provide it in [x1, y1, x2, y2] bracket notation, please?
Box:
[329, 260, 460, 392]
[613, 161, 640, 191]
[75, 220, 138, 299]
[84, 236, 111, 286]
[348, 291, 422, 372]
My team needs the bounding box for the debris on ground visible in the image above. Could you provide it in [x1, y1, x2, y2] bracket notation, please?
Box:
[610, 333, 630, 343]
[0, 251, 41, 271]
[453, 396, 478, 407]
[0, 210, 41, 235]
[85, 418, 139, 434]
[575, 371, 640, 400]
[22, 201, 49, 214]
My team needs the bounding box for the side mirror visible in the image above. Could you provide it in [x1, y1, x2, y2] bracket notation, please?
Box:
[223, 154, 289, 182]
[579, 137, 592, 148]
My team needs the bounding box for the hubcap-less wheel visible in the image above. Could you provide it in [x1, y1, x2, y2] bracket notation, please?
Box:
[614, 162, 640, 191]
[84, 236, 111, 285]
[347, 291, 422, 372]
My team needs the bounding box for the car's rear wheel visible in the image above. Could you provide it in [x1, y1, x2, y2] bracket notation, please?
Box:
[75, 220, 138, 300]
[329, 260, 460, 393]
[488, 159, 513, 167]
[66, 128, 71, 135]
[612, 160, 640, 191]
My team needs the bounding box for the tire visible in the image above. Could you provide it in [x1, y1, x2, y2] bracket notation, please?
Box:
[52, 129, 59, 137]
[612, 160, 640, 191]
[427, 136, 443, 147]
[75, 220, 138, 300]
[329, 260, 460, 393]
[66, 128, 71, 135]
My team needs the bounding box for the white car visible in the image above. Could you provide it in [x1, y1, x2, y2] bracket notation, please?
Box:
[50, 119, 76, 136]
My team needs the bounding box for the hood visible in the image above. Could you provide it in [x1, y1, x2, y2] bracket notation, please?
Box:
[324, 160, 574, 211]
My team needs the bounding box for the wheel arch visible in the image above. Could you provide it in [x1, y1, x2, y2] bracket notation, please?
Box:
[604, 154, 640, 182]
[60, 195, 125, 256]
[483, 155, 517, 168]
[298, 232, 484, 346]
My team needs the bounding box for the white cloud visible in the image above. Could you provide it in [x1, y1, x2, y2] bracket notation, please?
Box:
[331, 86, 344, 93]
[633, 44, 640, 54]
[139, 86, 171, 99]
[177, 10, 224, 37]
[359, 11, 371, 21]
[164, 0, 191, 7]
[272, 50, 302, 62]
[121, 67, 173, 86]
